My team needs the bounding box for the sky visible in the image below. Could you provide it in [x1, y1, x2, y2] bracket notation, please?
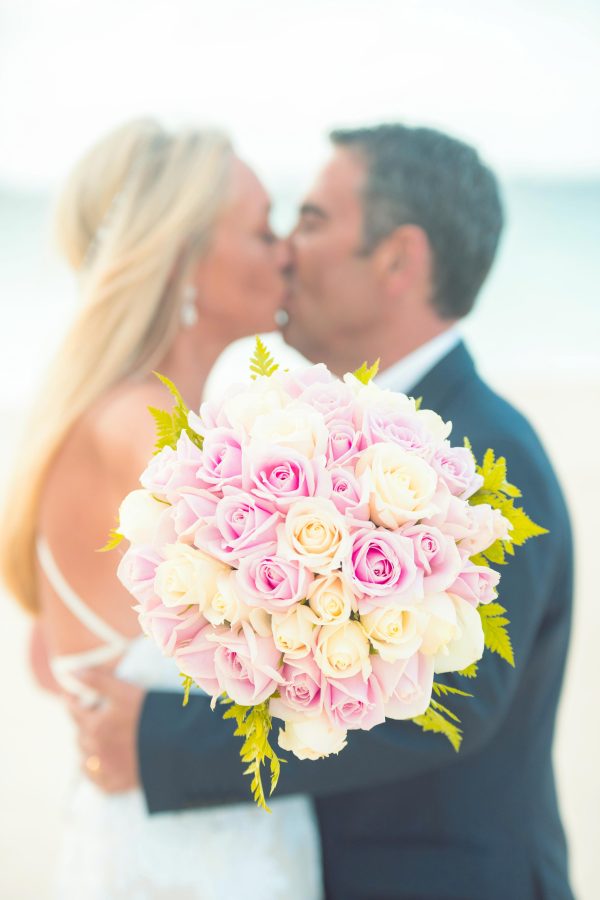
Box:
[0, 0, 599, 192]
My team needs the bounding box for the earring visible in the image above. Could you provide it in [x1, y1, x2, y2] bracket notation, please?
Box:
[180, 284, 199, 329]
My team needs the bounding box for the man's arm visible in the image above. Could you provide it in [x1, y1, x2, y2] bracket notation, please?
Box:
[140, 436, 568, 812]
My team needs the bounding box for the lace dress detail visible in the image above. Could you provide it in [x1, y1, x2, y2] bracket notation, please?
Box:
[37, 538, 323, 900]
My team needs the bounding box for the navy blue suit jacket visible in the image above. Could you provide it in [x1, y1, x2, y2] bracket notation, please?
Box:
[139, 343, 574, 900]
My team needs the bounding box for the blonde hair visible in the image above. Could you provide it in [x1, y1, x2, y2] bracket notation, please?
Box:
[0, 118, 233, 613]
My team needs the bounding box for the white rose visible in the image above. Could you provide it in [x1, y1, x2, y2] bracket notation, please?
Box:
[278, 713, 347, 760]
[343, 375, 417, 416]
[355, 443, 439, 528]
[315, 620, 371, 679]
[434, 593, 485, 674]
[459, 504, 512, 557]
[118, 489, 168, 545]
[204, 571, 249, 626]
[419, 592, 459, 655]
[307, 572, 355, 624]
[416, 408, 452, 443]
[361, 604, 426, 662]
[154, 543, 231, 610]
[250, 403, 329, 458]
[279, 498, 351, 574]
[272, 605, 319, 658]
[221, 377, 291, 433]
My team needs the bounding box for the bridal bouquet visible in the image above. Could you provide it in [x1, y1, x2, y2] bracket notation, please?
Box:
[109, 338, 546, 809]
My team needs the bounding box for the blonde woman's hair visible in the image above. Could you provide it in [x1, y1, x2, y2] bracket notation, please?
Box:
[1, 118, 233, 613]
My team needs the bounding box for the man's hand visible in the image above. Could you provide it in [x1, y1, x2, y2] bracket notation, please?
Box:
[68, 667, 145, 794]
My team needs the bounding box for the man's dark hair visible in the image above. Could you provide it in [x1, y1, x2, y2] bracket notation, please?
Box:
[330, 124, 504, 319]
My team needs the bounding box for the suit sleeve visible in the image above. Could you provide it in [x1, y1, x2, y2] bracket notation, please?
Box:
[139, 433, 568, 813]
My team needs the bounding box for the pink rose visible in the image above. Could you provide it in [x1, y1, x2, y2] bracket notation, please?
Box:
[371, 652, 434, 719]
[140, 432, 204, 502]
[361, 408, 433, 458]
[197, 427, 244, 493]
[243, 444, 331, 510]
[345, 527, 422, 607]
[326, 420, 362, 467]
[458, 504, 512, 558]
[175, 621, 226, 697]
[296, 380, 356, 424]
[236, 552, 313, 613]
[281, 363, 335, 398]
[269, 655, 324, 721]
[424, 494, 477, 543]
[324, 672, 386, 731]
[173, 489, 219, 539]
[449, 560, 500, 606]
[402, 524, 463, 594]
[329, 467, 370, 521]
[117, 545, 163, 604]
[136, 595, 204, 657]
[194, 490, 281, 564]
[431, 446, 483, 499]
[210, 621, 284, 705]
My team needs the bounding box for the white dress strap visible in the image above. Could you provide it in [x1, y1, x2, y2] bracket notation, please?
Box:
[36, 536, 129, 647]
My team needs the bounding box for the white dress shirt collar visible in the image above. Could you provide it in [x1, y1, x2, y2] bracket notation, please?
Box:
[374, 327, 462, 395]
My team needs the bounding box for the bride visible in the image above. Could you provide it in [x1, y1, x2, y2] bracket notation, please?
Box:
[0, 120, 323, 899]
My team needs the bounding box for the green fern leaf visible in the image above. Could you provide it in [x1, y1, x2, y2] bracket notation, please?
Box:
[97, 527, 124, 553]
[458, 662, 479, 678]
[353, 359, 380, 384]
[220, 695, 285, 811]
[413, 706, 463, 752]
[180, 674, 194, 707]
[148, 373, 204, 453]
[432, 681, 473, 699]
[249, 335, 280, 380]
[479, 603, 515, 667]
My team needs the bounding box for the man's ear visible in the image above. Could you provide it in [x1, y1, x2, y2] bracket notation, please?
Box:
[374, 224, 432, 299]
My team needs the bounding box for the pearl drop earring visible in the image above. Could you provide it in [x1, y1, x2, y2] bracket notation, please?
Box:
[180, 284, 199, 328]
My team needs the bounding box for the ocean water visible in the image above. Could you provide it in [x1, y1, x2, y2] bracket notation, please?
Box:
[1, 179, 599, 411]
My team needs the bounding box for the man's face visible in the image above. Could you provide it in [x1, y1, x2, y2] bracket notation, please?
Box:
[285, 148, 383, 360]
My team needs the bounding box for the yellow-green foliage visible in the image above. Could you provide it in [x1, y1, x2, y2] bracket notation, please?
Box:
[221, 697, 285, 812]
[98, 527, 124, 553]
[353, 359, 380, 384]
[464, 441, 548, 569]
[478, 603, 515, 667]
[249, 335, 280, 380]
[148, 372, 204, 454]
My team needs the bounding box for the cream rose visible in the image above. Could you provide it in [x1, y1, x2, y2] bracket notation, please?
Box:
[154, 543, 231, 610]
[419, 592, 459, 655]
[203, 571, 249, 626]
[278, 713, 347, 760]
[434, 593, 485, 674]
[343, 374, 417, 417]
[271, 605, 319, 658]
[307, 572, 355, 624]
[361, 604, 426, 662]
[250, 403, 329, 459]
[221, 377, 291, 433]
[279, 498, 351, 574]
[118, 489, 168, 545]
[315, 620, 371, 679]
[355, 442, 439, 528]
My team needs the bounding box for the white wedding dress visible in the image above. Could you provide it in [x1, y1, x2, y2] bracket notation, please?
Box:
[38, 538, 323, 900]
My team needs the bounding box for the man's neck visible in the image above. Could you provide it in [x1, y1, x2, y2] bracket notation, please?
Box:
[288, 318, 456, 379]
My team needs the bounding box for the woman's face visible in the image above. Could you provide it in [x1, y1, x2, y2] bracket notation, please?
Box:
[194, 157, 290, 341]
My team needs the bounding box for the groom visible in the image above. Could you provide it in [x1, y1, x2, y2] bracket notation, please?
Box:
[74, 125, 574, 899]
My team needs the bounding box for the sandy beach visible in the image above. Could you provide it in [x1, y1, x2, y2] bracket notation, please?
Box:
[1, 372, 598, 899]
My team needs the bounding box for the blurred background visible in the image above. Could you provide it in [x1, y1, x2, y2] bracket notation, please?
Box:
[1, 1, 598, 897]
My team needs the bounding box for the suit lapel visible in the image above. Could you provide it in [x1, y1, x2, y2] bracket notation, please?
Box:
[405, 340, 477, 414]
